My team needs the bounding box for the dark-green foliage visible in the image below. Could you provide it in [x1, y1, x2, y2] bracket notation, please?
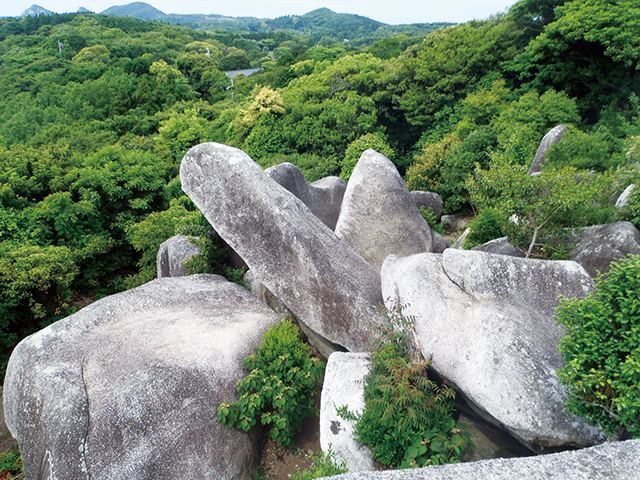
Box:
[464, 208, 505, 249]
[290, 447, 348, 480]
[419, 207, 445, 236]
[0, 443, 23, 478]
[217, 319, 326, 447]
[340, 132, 396, 181]
[556, 254, 640, 438]
[338, 304, 470, 468]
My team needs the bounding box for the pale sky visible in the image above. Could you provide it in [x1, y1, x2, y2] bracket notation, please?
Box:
[1, 1, 518, 25]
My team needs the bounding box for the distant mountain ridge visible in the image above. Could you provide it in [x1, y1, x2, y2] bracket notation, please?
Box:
[20, 2, 452, 40]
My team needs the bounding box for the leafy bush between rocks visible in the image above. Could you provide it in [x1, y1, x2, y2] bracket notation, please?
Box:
[218, 319, 326, 447]
[464, 207, 505, 249]
[338, 303, 471, 468]
[556, 254, 640, 439]
[290, 446, 348, 480]
[419, 206, 445, 236]
[0, 444, 24, 479]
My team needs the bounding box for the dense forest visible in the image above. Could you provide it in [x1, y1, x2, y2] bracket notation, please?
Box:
[0, 0, 639, 375]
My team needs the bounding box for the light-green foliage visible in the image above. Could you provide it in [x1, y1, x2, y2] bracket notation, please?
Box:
[217, 319, 325, 447]
[556, 254, 640, 438]
[290, 447, 348, 480]
[467, 156, 611, 257]
[0, 243, 79, 375]
[340, 132, 395, 181]
[338, 303, 470, 468]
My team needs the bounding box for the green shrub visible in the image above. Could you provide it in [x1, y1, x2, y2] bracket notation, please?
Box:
[464, 208, 505, 249]
[338, 304, 470, 468]
[218, 319, 326, 447]
[0, 443, 23, 479]
[556, 254, 640, 438]
[290, 446, 348, 480]
[419, 207, 445, 236]
[340, 133, 396, 181]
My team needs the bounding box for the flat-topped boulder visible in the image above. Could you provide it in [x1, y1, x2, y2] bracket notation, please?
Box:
[4, 275, 279, 480]
[320, 352, 374, 473]
[180, 143, 384, 352]
[335, 149, 433, 273]
[381, 250, 602, 450]
[316, 439, 640, 480]
[265, 162, 347, 230]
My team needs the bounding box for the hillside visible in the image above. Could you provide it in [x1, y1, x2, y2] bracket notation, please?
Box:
[19, 2, 451, 43]
[0, 0, 638, 382]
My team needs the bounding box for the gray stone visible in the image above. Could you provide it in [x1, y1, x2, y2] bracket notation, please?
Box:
[3, 274, 279, 480]
[156, 235, 201, 278]
[381, 250, 602, 449]
[180, 143, 384, 353]
[335, 149, 433, 273]
[615, 184, 635, 208]
[320, 352, 374, 473]
[441, 214, 471, 232]
[569, 222, 640, 278]
[265, 162, 347, 230]
[411, 191, 444, 221]
[458, 414, 533, 463]
[471, 237, 525, 258]
[431, 231, 449, 253]
[317, 439, 640, 480]
[244, 270, 343, 360]
[528, 125, 567, 176]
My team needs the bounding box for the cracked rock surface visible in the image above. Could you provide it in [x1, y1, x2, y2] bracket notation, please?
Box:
[180, 143, 384, 352]
[381, 249, 603, 450]
[4, 275, 277, 480]
[316, 439, 640, 480]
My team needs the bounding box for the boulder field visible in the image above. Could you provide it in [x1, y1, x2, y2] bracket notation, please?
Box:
[5, 144, 638, 479]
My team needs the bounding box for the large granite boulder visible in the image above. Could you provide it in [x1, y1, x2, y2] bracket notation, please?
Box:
[317, 439, 640, 480]
[335, 149, 433, 273]
[156, 235, 201, 278]
[320, 353, 374, 473]
[265, 162, 347, 230]
[180, 143, 384, 353]
[569, 222, 640, 277]
[410, 191, 444, 221]
[381, 250, 603, 450]
[528, 125, 567, 176]
[4, 275, 278, 480]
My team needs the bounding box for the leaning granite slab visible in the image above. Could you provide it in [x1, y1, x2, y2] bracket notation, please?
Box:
[320, 352, 374, 473]
[4, 275, 278, 480]
[181, 143, 384, 352]
[615, 184, 635, 208]
[528, 125, 567, 176]
[335, 149, 433, 273]
[156, 234, 201, 278]
[265, 162, 347, 230]
[317, 439, 640, 480]
[569, 221, 640, 277]
[381, 249, 603, 450]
